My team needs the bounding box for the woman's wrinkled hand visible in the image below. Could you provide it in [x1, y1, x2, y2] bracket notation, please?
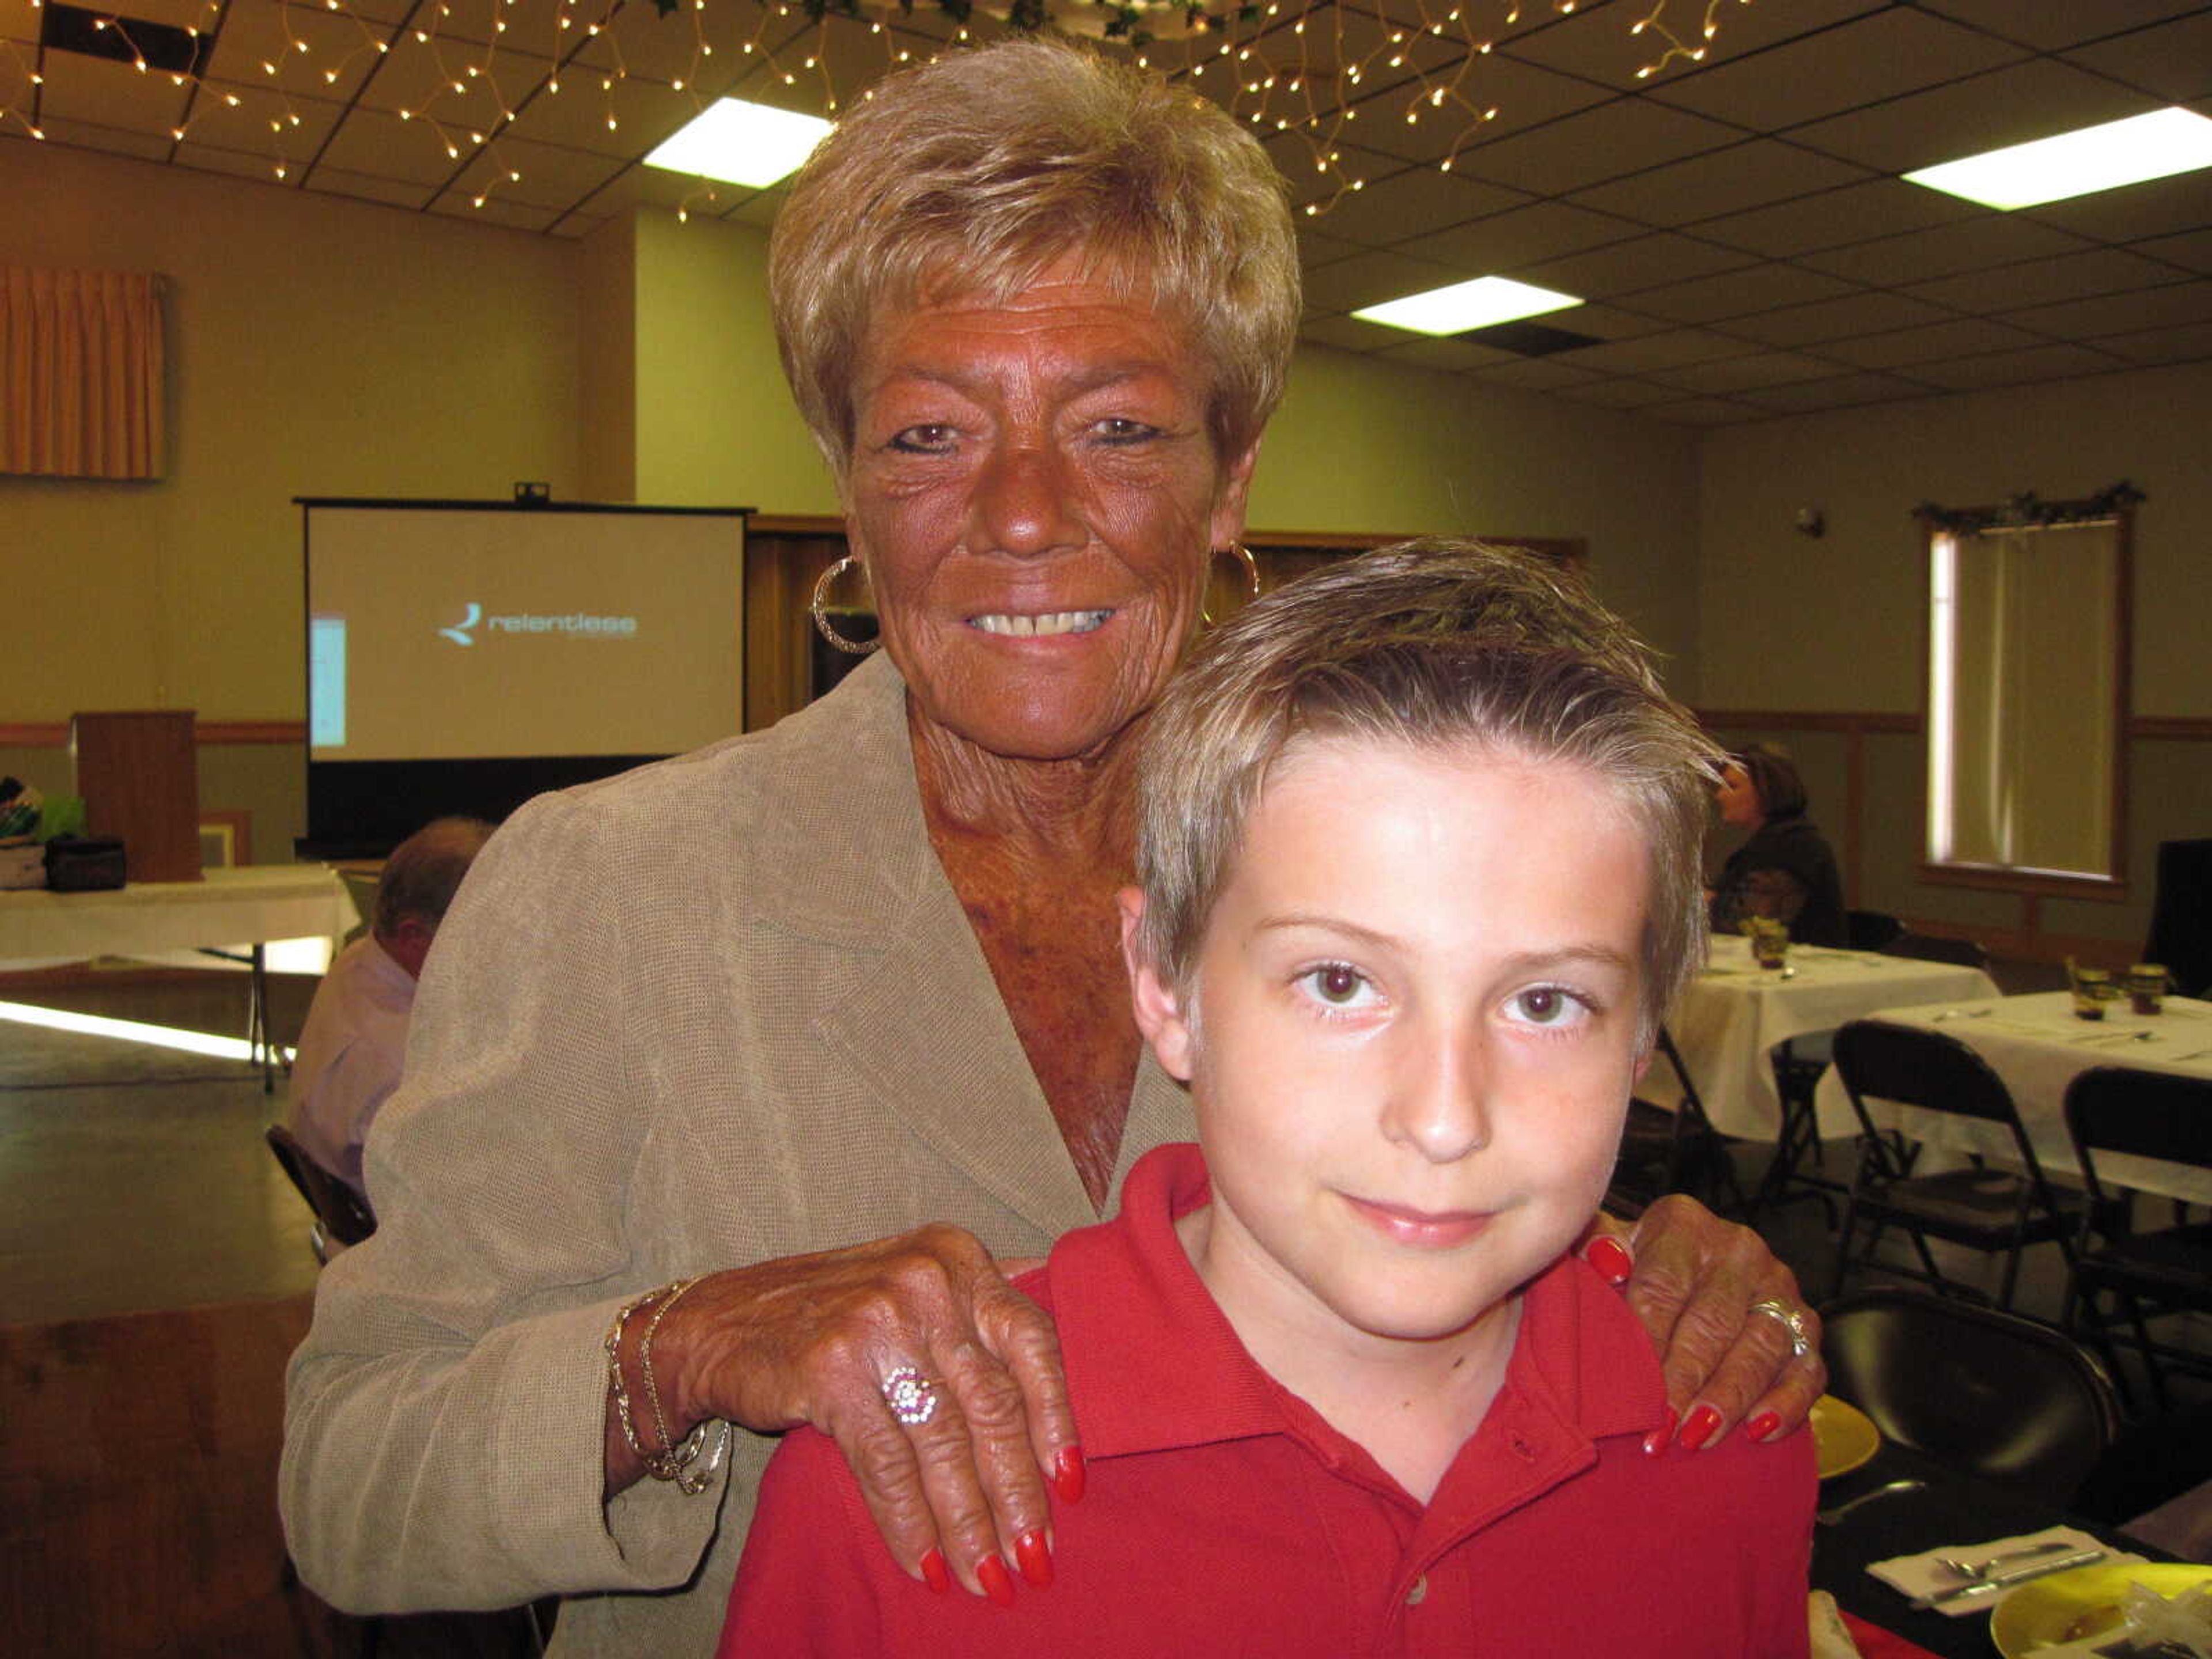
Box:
[633, 1224, 1080, 1604]
[1582, 1197, 1827, 1452]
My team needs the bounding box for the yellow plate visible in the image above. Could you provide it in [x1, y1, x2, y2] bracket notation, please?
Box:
[1809, 1394, 1880, 1480]
[1992, 1562, 2212, 1657]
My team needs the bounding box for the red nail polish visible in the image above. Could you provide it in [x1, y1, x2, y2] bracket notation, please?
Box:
[920, 1549, 950, 1594]
[1014, 1528, 1054, 1589]
[1745, 1411, 1781, 1443]
[1053, 1445, 1088, 1504]
[1642, 1409, 1677, 1457]
[1679, 1403, 1724, 1450]
[977, 1554, 1017, 1608]
[1586, 1234, 1633, 1286]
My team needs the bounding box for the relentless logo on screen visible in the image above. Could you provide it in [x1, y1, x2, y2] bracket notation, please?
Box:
[438, 602, 483, 646]
[435, 601, 638, 645]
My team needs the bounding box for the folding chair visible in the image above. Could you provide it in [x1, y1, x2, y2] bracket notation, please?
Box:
[2061, 1065, 2212, 1414]
[1829, 1021, 2085, 1308]
[266, 1123, 377, 1264]
[1610, 1026, 1745, 1219]
[1822, 1287, 2119, 1508]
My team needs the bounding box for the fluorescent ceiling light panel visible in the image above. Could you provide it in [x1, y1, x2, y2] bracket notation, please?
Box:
[1904, 107, 2212, 210]
[1353, 276, 1584, 337]
[643, 99, 832, 190]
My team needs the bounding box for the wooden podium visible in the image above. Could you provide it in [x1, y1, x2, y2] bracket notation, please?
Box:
[70, 710, 203, 883]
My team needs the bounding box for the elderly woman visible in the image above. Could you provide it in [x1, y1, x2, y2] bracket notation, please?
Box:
[281, 40, 1820, 1654]
[1710, 744, 1847, 948]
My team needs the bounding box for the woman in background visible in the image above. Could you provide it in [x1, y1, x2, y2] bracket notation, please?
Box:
[1710, 744, 1846, 948]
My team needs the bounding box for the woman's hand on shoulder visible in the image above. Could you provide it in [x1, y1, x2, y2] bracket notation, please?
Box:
[640, 1225, 1081, 1604]
[1581, 1198, 1826, 1453]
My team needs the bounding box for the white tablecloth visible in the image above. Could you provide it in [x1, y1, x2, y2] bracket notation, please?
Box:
[1812, 989, 2212, 1205]
[0, 865, 361, 969]
[1641, 936, 2000, 1140]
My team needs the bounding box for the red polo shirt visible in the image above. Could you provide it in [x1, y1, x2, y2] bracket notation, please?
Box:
[721, 1143, 1814, 1657]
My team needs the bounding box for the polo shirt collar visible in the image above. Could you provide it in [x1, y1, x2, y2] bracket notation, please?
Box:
[1048, 1143, 1668, 1471]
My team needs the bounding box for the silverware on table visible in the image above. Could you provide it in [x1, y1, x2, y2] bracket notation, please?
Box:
[1933, 1539, 2075, 1578]
[1933, 1007, 1993, 1022]
[1907, 1547, 2106, 1610]
[1816, 1478, 1927, 1526]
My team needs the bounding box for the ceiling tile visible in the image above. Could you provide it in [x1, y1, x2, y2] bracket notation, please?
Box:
[1641, 395, 1767, 425]
[1906, 246, 2185, 310]
[1294, 224, 1376, 266]
[172, 134, 306, 186]
[1623, 262, 1859, 324]
[2003, 278, 2212, 339]
[1820, 317, 2047, 369]
[1650, 350, 1839, 394]
[1297, 313, 1410, 352]
[1301, 247, 1463, 313]
[1570, 138, 1874, 228]
[1448, 97, 1740, 199]
[312, 103, 468, 185]
[1724, 290, 1955, 346]
[1324, 51, 1618, 168]
[301, 164, 435, 210]
[1695, 177, 1976, 257]
[2090, 319, 2212, 363]
[202, 0, 389, 96]
[1914, 0, 2207, 52]
[1398, 199, 1639, 274]
[1738, 371, 1941, 414]
[1374, 336, 1518, 373]
[1789, 59, 2159, 174]
[2014, 171, 2212, 248]
[2062, 11, 2212, 101]
[22, 120, 176, 163]
[1564, 327, 1753, 373]
[1550, 378, 1679, 410]
[1294, 158, 1534, 249]
[1510, 230, 1756, 299]
[446, 131, 624, 210]
[427, 190, 557, 233]
[1646, 6, 2027, 131]
[35, 51, 194, 139]
[1910, 341, 2133, 391]
[1557, 303, 1671, 342]
[1496, 0, 1891, 94]
[183, 78, 346, 160]
[1802, 215, 2092, 286]
[1466, 355, 1607, 391]
[2138, 228, 2212, 274]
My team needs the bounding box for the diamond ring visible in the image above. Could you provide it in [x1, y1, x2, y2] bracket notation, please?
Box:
[882, 1365, 939, 1426]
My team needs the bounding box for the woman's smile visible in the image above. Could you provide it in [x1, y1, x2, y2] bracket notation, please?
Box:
[968, 608, 1113, 638]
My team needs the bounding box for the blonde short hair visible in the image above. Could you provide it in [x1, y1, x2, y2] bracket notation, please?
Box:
[768, 39, 1298, 476]
[1131, 540, 1722, 1040]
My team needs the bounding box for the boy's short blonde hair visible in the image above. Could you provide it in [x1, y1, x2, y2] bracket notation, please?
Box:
[1132, 539, 1722, 1041]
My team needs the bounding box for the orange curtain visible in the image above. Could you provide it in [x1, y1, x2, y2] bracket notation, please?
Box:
[1, 267, 166, 479]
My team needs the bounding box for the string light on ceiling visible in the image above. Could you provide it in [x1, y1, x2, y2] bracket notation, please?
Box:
[0, 0, 1753, 218]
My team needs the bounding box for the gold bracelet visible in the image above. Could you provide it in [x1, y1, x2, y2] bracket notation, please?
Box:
[604, 1279, 729, 1497]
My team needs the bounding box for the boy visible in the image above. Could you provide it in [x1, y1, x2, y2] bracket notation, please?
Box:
[721, 540, 1814, 1655]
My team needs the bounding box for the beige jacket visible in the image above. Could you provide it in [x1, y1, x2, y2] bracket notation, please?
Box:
[279, 653, 1194, 1656]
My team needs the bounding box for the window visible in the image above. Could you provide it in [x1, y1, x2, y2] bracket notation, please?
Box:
[1920, 487, 2138, 895]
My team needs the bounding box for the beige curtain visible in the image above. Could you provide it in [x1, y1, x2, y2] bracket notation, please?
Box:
[1941, 521, 2117, 877]
[1, 267, 166, 479]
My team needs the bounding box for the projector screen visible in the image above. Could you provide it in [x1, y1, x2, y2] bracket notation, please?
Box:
[301, 499, 747, 855]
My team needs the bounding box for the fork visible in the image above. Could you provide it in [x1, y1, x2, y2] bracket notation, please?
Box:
[1816, 1479, 1926, 1525]
[1933, 1539, 2075, 1578]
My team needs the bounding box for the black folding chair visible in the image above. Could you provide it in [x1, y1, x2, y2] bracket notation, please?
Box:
[2061, 1065, 2212, 1414]
[266, 1123, 377, 1264]
[1830, 1021, 2085, 1309]
[1821, 1287, 2119, 1509]
[1611, 1027, 1745, 1219]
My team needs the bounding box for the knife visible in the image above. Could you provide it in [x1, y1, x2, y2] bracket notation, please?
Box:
[1908, 1548, 2106, 1611]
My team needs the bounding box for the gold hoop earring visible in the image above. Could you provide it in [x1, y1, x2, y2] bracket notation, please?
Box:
[1199, 544, 1263, 628]
[810, 555, 878, 656]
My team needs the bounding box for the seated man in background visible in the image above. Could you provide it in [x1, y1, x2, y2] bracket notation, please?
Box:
[287, 816, 494, 1201]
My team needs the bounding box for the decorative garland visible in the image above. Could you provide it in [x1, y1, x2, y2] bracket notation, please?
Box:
[1912, 480, 2146, 534]
[787, 0, 1260, 44]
